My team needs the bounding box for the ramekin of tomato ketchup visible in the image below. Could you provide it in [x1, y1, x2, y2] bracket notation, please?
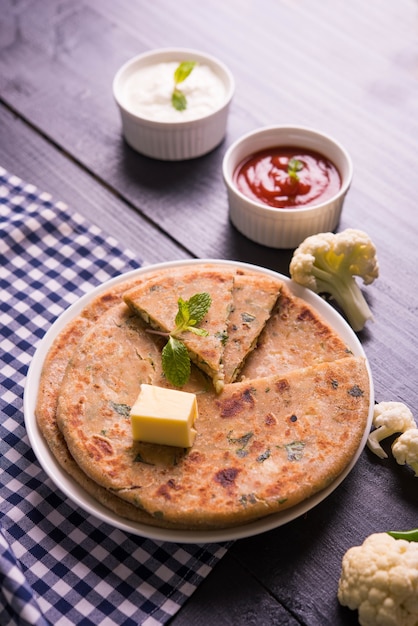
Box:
[222, 126, 353, 248]
[234, 147, 341, 209]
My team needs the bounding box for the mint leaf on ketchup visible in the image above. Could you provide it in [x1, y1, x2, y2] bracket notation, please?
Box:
[287, 158, 304, 181]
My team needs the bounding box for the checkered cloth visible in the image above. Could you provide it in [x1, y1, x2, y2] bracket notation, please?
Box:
[0, 167, 229, 626]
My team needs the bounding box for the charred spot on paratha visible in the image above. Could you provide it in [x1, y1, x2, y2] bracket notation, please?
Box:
[217, 386, 256, 418]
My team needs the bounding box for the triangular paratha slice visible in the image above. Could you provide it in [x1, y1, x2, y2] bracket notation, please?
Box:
[240, 283, 352, 380]
[223, 271, 283, 384]
[123, 266, 235, 392]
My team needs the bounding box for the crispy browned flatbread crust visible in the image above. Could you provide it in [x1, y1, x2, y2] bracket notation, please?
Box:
[240, 283, 352, 380]
[123, 267, 236, 392]
[35, 278, 193, 529]
[36, 263, 370, 530]
[223, 272, 282, 384]
[57, 343, 369, 528]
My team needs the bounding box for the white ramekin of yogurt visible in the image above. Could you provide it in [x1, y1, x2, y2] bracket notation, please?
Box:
[113, 48, 235, 160]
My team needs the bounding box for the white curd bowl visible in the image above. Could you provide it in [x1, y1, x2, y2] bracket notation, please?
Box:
[222, 126, 353, 248]
[113, 48, 234, 160]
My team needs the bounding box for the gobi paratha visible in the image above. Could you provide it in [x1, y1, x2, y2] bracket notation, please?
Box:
[123, 266, 236, 393]
[36, 262, 370, 530]
[35, 278, 193, 528]
[223, 272, 282, 384]
[240, 282, 352, 380]
[56, 313, 369, 528]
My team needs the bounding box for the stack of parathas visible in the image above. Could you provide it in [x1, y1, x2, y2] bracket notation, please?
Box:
[35, 262, 370, 530]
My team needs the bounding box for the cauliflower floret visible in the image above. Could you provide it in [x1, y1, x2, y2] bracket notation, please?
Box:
[367, 402, 416, 459]
[338, 532, 418, 626]
[392, 429, 418, 477]
[289, 228, 379, 332]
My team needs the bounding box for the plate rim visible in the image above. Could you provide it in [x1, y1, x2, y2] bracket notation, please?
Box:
[24, 258, 374, 544]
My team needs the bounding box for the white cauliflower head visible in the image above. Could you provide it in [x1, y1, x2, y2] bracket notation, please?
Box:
[392, 429, 418, 477]
[289, 228, 379, 331]
[338, 532, 418, 626]
[367, 402, 416, 459]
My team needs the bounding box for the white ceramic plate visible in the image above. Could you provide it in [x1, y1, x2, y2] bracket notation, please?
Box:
[24, 259, 374, 544]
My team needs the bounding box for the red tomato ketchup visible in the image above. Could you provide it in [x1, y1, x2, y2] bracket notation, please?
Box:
[234, 146, 341, 209]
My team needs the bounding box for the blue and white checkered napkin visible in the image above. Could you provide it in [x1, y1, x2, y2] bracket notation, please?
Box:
[0, 167, 229, 626]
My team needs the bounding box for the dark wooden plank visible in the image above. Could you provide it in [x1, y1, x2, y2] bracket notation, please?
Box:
[168, 550, 301, 626]
[0, 105, 190, 264]
[230, 453, 418, 625]
[1, 0, 418, 269]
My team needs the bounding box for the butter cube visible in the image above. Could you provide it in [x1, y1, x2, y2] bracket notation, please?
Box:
[130, 384, 198, 447]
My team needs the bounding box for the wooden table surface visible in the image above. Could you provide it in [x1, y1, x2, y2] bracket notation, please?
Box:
[1, 1, 417, 624]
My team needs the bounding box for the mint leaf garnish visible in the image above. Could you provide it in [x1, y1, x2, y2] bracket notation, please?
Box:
[187, 292, 211, 324]
[174, 297, 191, 330]
[174, 61, 196, 85]
[172, 88, 187, 111]
[162, 337, 191, 387]
[161, 292, 211, 386]
[172, 293, 211, 337]
[288, 158, 303, 181]
[171, 61, 196, 111]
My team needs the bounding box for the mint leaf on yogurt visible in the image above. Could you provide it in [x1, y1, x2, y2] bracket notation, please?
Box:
[171, 61, 196, 111]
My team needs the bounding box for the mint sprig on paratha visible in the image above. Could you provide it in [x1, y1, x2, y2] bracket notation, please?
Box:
[157, 292, 212, 387]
